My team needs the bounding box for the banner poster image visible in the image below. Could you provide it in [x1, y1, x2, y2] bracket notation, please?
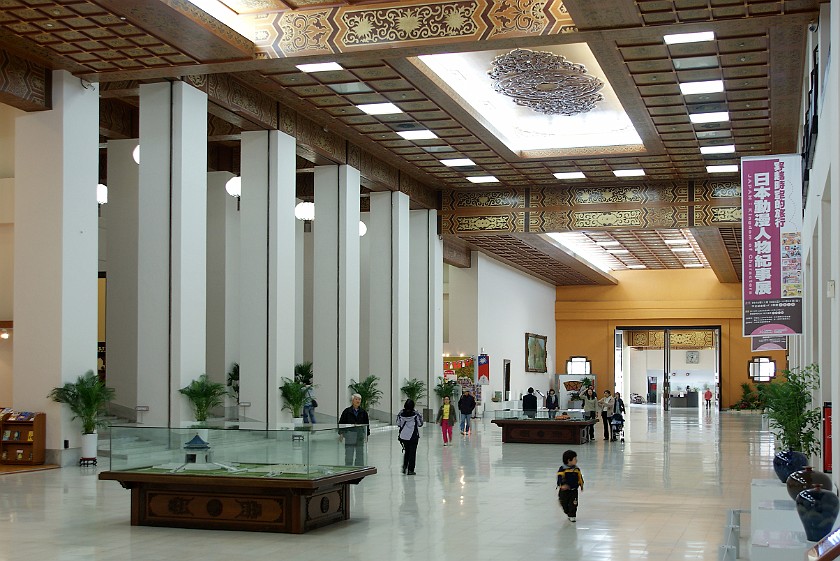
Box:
[750, 335, 788, 351]
[477, 354, 490, 385]
[742, 154, 803, 336]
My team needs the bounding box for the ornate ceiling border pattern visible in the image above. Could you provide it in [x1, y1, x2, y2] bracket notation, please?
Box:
[627, 330, 715, 350]
[440, 180, 741, 234]
[254, 0, 574, 57]
[0, 48, 49, 111]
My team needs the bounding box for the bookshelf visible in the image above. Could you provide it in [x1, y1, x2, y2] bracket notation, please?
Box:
[1, 410, 46, 465]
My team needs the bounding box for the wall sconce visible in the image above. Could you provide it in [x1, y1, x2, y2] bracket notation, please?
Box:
[225, 176, 241, 210]
[97, 183, 108, 217]
[359, 221, 367, 237]
[132, 145, 140, 165]
[0, 329, 10, 340]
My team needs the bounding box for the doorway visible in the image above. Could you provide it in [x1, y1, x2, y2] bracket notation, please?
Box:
[616, 327, 721, 411]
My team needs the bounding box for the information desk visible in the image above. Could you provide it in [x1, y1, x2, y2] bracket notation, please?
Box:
[99, 425, 376, 534]
[670, 391, 699, 408]
[491, 418, 596, 444]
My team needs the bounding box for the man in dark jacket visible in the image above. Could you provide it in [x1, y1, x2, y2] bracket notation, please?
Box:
[522, 387, 538, 418]
[338, 393, 370, 466]
[458, 389, 477, 434]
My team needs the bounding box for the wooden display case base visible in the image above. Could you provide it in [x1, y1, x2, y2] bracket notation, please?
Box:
[99, 467, 376, 534]
[491, 419, 597, 444]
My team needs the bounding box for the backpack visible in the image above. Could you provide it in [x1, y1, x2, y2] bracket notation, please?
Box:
[397, 412, 420, 443]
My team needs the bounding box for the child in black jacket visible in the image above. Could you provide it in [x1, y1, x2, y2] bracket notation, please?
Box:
[556, 449, 584, 522]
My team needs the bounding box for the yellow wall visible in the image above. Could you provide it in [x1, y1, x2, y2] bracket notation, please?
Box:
[556, 269, 787, 407]
[98, 278, 106, 342]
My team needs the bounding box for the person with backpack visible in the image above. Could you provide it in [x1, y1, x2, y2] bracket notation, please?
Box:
[397, 399, 424, 475]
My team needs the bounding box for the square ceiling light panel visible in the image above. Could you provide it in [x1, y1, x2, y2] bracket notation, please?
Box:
[413, 45, 644, 157]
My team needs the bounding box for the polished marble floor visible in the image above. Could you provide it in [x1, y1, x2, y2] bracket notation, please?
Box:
[0, 406, 774, 561]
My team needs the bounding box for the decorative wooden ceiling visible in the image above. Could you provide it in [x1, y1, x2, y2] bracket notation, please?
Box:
[0, 0, 822, 286]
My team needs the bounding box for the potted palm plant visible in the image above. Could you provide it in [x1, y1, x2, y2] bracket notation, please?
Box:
[400, 378, 427, 406]
[279, 377, 308, 425]
[760, 364, 821, 482]
[433, 376, 459, 402]
[348, 375, 383, 412]
[179, 374, 228, 424]
[48, 370, 115, 460]
[294, 361, 313, 385]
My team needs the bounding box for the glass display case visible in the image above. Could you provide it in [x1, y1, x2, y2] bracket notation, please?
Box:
[493, 409, 585, 421]
[106, 424, 368, 477]
[100, 424, 377, 534]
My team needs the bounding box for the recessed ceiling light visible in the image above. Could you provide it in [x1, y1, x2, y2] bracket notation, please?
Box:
[671, 247, 695, 253]
[554, 172, 586, 179]
[607, 249, 630, 254]
[627, 264, 647, 269]
[664, 31, 715, 45]
[664, 239, 690, 245]
[684, 263, 705, 268]
[296, 62, 343, 72]
[707, 164, 739, 173]
[398, 130, 438, 140]
[596, 241, 621, 246]
[679, 80, 724, 95]
[356, 102, 402, 115]
[689, 111, 730, 124]
[466, 176, 499, 183]
[440, 158, 475, 167]
[700, 144, 736, 155]
[613, 169, 645, 177]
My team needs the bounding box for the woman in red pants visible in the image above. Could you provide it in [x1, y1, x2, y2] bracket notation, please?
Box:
[436, 396, 458, 446]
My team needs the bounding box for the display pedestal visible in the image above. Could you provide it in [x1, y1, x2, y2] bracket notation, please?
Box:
[99, 467, 376, 534]
[491, 419, 595, 444]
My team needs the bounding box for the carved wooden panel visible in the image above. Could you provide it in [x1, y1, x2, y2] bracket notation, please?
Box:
[0, 48, 48, 111]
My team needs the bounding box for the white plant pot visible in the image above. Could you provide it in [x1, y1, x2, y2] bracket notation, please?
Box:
[292, 417, 304, 426]
[81, 432, 98, 459]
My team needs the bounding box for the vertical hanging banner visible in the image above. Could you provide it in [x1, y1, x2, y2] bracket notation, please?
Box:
[477, 354, 490, 385]
[742, 154, 803, 336]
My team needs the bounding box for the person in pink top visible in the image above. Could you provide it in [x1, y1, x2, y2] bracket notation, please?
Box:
[704, 388, 713, 409]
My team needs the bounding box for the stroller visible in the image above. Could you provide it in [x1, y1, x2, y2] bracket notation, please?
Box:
[610, 412, 625, 442]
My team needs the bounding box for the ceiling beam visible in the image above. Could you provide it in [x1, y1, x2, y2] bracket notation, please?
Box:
[511, 234, 618, 285]
[441, 180, 742, 235]
[443, 236, 472, 268]
[690, 227, 740, 283]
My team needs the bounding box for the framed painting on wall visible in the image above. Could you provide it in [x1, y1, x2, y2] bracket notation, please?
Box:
[525, 333, 547, 373]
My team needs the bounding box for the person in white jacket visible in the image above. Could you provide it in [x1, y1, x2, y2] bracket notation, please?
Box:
[396, 399, 424, 475]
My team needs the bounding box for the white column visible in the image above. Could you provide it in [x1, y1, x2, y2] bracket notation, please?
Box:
[313, 165, 361, 420]
[369, 191, 410, 419]
[239, 131, 297, 427]
[239, 131, 269, 427]
[135, 81, 207, 427]
[409, 209, 444, 415]
[295, 207, 305, 363]
[136, 82, 171, 427]
[267, 130, 297, 427]
[206, 172, 240, 398]
[13, 70, 98, 464]
[169, 82, 208, 427]
[105, 139, 140, 421]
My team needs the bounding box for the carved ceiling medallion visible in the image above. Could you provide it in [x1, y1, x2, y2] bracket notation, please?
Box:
[488, 49, 604, 116]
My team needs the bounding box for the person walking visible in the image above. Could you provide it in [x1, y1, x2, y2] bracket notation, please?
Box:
[556, 449, 584, 523]
[582, 387, 598, 441]
[704, 388, 713, 409]
[613, 392, 626, 416]
[302, 383, 317, 424]
[338, 393, 370, 466]
[397, 399, 423, 475]
[599, 390, 616, 441]
[458, 389, 476, 435]
[436, 396, 457, 445]
[545, 389, 560, 418]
